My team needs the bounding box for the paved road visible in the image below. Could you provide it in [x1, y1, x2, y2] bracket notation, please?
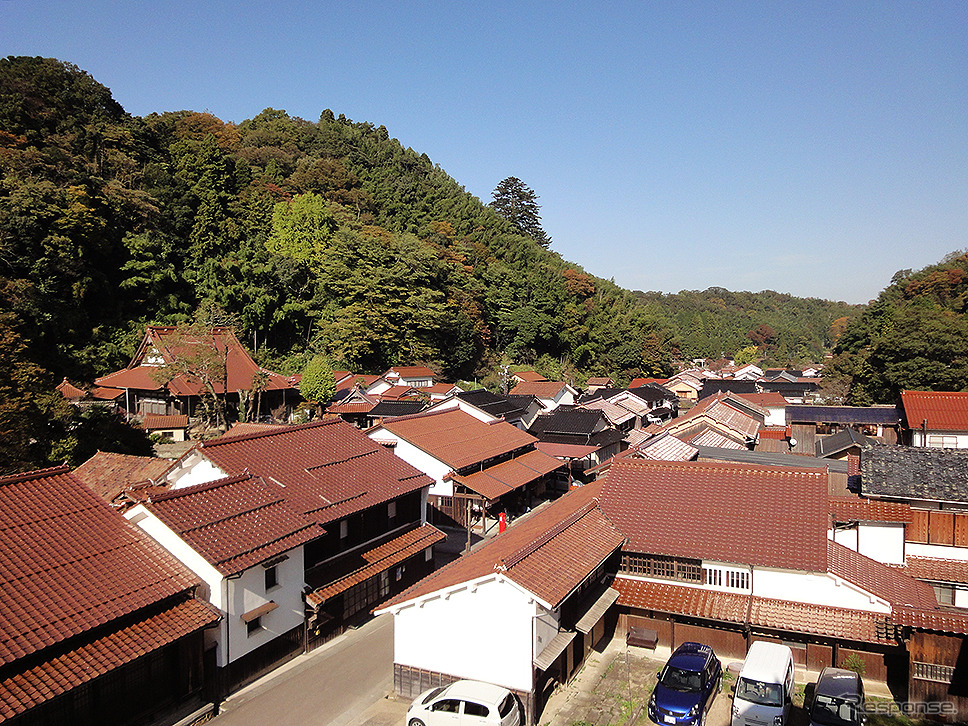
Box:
[213, 614, 395, 726]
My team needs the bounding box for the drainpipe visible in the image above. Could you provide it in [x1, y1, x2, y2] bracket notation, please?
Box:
[743, 564, 754, 648]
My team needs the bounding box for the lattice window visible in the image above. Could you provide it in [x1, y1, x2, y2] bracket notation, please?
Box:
[912, 661, 954, 684]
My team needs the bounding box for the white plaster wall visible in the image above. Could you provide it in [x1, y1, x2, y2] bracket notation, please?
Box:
[764, 408, 785, 427]
[832, 525, 905, 565]
[368, 432, 454, 496]
[165, 451, 226, 489]
[753, 568, 890, 613]
[913, 430, 968, 449]
[427, 398, 497, 423]
[907, 543, 968, 562]
[956, 588, 968, 609]
[391, 576, 541, 692]
[224, 551, 306, 667]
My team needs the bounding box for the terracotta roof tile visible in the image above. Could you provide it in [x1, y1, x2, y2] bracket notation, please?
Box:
[827, 541, 937, 609]
[306, 524, 447, 606]
[55, 378, 86, 399]
[197, 418, 432, 525]
[901, 390, 968, 431]
[599, 459, 829, 571]
[72, 451, 172, 503]
[381, 483, 625, 609]
[510, 381, 571, 398]
[145, 474, 325, 576]
[613, 578, 895, 645]
[0, 597, 217, 719]
[895, 556, 968, 585]
[829, 496, 913, 524]
[893, 605, 968, 634]
[0, 466, 200, 667]
[376, 408, 538, 471]
[141, 414, 189, 430]
[454, 449, 564, 500]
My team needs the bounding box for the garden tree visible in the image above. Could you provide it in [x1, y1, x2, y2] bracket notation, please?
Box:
[299, 355, 336, 403]
[489, 176, 551, 248]
[733, 345, 759, 367]
[48, 405, 154, 468]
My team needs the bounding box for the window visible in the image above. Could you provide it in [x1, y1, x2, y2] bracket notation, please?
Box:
[340, 519, 348, 539]
[265, 565, 278, 591]
[620, 553, 702, 582]
[934, 584, 955, 606]
[928, 435, 959, 449]
[464, 701, 489, 718]
[246, 617, 262, 635]
[388, 501, 397, 523]
[432, 699, 461, 713]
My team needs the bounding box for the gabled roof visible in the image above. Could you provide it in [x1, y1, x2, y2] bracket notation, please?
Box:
[512, 370, 548, 383]
[629, 432, 699, 462]
[454, 449, 565, 500]
[95, 326, 294, 396]
[372, 408, 538, 471]
[816, 428, 876, 458]
[192, 418, 432, 524]
[586, 377, 614, 387]
[599, 459, 829, 571]
[142, 473, 324, 576]
[735, 392, 787, 409]
[530, 407, 607, 436]
[384, 366, 435, 379]
[0, 466, 201, 668]
[380, 483, 625, 610]
[786, 405, 900, 427]
[56, 377, 87, 399]
[73, 451, 173, 503]
[901, 390, 968, 432]
[368, 400, 429, 418]
[861, 446, 968, 504]
[510, 380, 576, 399]
[456, 389, 533, 420]
[579, 397, 636, 426]
[142, 413, 189, 430]
[897, 556, 968, 585]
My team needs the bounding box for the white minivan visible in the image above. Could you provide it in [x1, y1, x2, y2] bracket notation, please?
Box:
[731, 641, 795, 726]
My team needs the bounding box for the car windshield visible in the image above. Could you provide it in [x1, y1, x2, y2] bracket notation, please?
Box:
[660, 666, 703, 692]
[421, 687, 445, 705]
[811, 694, 861, 726]
[736, 677, 783, 706]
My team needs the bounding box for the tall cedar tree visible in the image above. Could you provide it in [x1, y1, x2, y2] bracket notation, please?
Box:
[489, 177, 551, 248]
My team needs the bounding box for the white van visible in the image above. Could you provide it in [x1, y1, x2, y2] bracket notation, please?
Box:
[731, 641, 795, 726]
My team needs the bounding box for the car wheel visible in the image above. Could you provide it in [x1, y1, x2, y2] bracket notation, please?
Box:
[409, 719, 425, 726]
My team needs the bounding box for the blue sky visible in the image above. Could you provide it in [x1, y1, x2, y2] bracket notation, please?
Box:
[3, 1, 966, 304]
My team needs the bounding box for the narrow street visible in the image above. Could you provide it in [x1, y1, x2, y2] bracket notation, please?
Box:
[213, 614, 394, 726]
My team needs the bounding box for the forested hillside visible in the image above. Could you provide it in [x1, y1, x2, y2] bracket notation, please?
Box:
[1, 56, 858, 470]
[825, 251, 968, 404]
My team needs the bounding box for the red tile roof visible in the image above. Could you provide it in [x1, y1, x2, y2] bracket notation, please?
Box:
[896, 556, 968, 585]
[375, 408, 538, 471]
[196, 418, 432, 525]
[141, 413, 189, 430]
[829, 496, 913, 524]
[95, 326, 294, 396]
[510, 381, 571, 399]
[736, 392, 789, 408]
[513, 371, 548, 383]
[0, 466, 200, 667]
[385, 366, 436, 378]
[613, 577, 895, 645]
[381, 483, 626, 609]
[599, 459, 829, 571]
[144, 473, 325, 576]
[55, 377, 86, 399]
[757, 427, 788, 441]
[454, 449, 564, 500]
[901, 390, 968, 431]
[72, 451, 173, 503]
[536, 442, 600, 459]
[893, 605, 968, 634]
[306, 524, 447, 606]
[827, 541, 937, 609]
[0, 597, 217, 721]
[628, 378, 668, 387]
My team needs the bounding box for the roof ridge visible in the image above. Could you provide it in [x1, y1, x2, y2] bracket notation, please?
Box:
[499, 500, 598, 570]
[0, 464, 71, 486]
[148, 472, 256, 501]
[202, 418, 341, 447]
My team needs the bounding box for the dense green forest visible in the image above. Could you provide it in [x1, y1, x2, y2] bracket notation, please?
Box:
[824, 251, 968, 404]
[1, 56, 859, 471]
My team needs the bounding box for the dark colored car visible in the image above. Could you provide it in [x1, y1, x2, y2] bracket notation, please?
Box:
[649, 642, 722, 726]
[809, 667, 866, 726]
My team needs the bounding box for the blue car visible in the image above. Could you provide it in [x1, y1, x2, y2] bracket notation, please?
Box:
[649, 642, 722, 726]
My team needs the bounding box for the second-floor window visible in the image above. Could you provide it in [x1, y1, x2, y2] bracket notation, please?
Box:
[265, 565, 278, 591]
[620, 553, 702, 583]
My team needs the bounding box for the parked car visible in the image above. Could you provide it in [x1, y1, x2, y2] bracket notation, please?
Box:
[649, 641, 723, 726]
[731, 641, 795, 726]
[809, 667, 865, 726]
[406, 680, 521, 726]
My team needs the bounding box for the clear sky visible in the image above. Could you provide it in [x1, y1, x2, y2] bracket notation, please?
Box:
[3, 1, 966, 304]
